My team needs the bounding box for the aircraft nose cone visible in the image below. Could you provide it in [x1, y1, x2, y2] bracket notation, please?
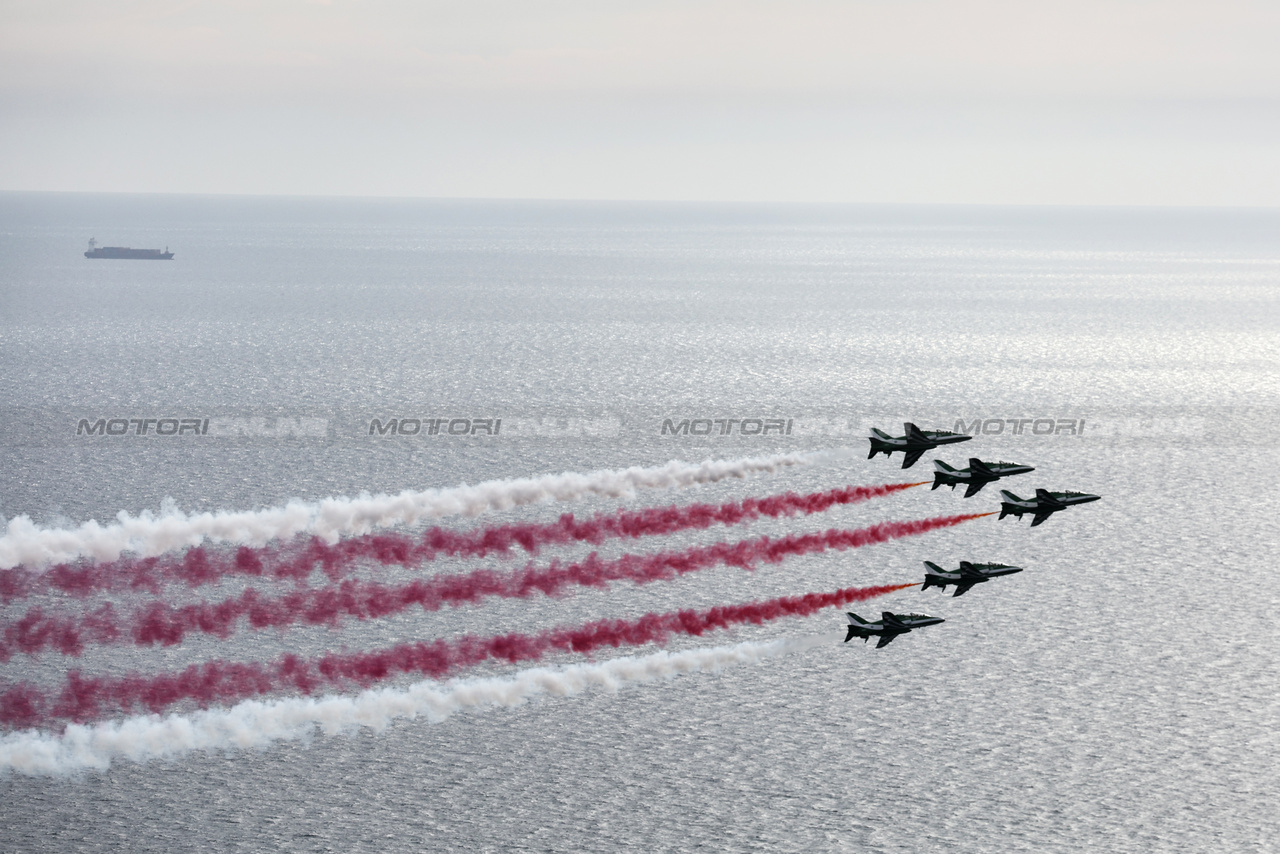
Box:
[1079, 494, 1101, 503]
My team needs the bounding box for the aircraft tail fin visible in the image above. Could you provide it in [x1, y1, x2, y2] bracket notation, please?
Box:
[844, 612, 869, 643]
[934, 460, 956, 473]
[921, 562, 945, 592]
[998, 490, 1022, 520]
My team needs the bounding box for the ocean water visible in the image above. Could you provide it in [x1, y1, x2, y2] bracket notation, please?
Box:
[1, 193, 1278, 852]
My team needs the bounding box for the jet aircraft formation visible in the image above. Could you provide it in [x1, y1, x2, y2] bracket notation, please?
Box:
[843, 422, 1100, 647]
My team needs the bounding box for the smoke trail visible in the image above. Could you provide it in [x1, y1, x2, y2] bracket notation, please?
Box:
[0, 635, 829, 777]
[1, 482, 926, 600]
[2, 513, 982, 657]
[0, 583, 912, 727]
[0, 453, 811, 569]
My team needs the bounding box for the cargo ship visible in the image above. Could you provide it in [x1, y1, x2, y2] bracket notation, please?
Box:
[84, 238, 173, 260]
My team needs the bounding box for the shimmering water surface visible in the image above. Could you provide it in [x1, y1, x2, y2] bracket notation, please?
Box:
[1, 194, 1278, 852]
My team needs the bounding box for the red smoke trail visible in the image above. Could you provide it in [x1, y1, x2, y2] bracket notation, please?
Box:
[0, 605, 121, 660]
[0, 483, 925, 601]
[1, 513, 988, 658]
[0, 582, 915, 728]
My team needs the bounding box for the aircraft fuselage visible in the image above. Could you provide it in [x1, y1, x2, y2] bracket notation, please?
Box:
[932, 458, 1035, 497]
[998, 489, 1101, 526]
[922, 560, 1024, 596]
[867, 423, 973, 469]
[845, 611, 945, 647]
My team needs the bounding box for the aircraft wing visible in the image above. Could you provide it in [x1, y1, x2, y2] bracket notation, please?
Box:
[967, 458, 994, 476]
[1035, 489, 1064, 507]
[952, 583, 974, 597]
[901, 449, 926, 469]
[1031, 510, 1055, 527]
[963, 481, 987, 498]
[904, 423, 929, 443]
[875, 633, 900, 648]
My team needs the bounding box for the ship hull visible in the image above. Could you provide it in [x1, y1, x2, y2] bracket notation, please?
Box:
[85, 247, 173, 260]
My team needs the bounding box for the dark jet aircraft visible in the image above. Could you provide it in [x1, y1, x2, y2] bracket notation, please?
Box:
[844, 611, 945, 647]
[922, 560, 1023, 597]
[867, 423, 973, 469]
[998, 489, 1101, 527]
[932, 458, 1035, 497]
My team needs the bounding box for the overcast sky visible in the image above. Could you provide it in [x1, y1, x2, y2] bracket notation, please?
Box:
[2, 0, 1278, 204]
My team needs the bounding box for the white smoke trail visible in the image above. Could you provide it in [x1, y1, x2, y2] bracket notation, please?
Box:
[0, 634, 831, 777]
[0, 452, 819, 569]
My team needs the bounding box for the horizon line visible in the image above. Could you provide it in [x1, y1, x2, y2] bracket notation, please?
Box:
[2, 189, 1278, 213]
